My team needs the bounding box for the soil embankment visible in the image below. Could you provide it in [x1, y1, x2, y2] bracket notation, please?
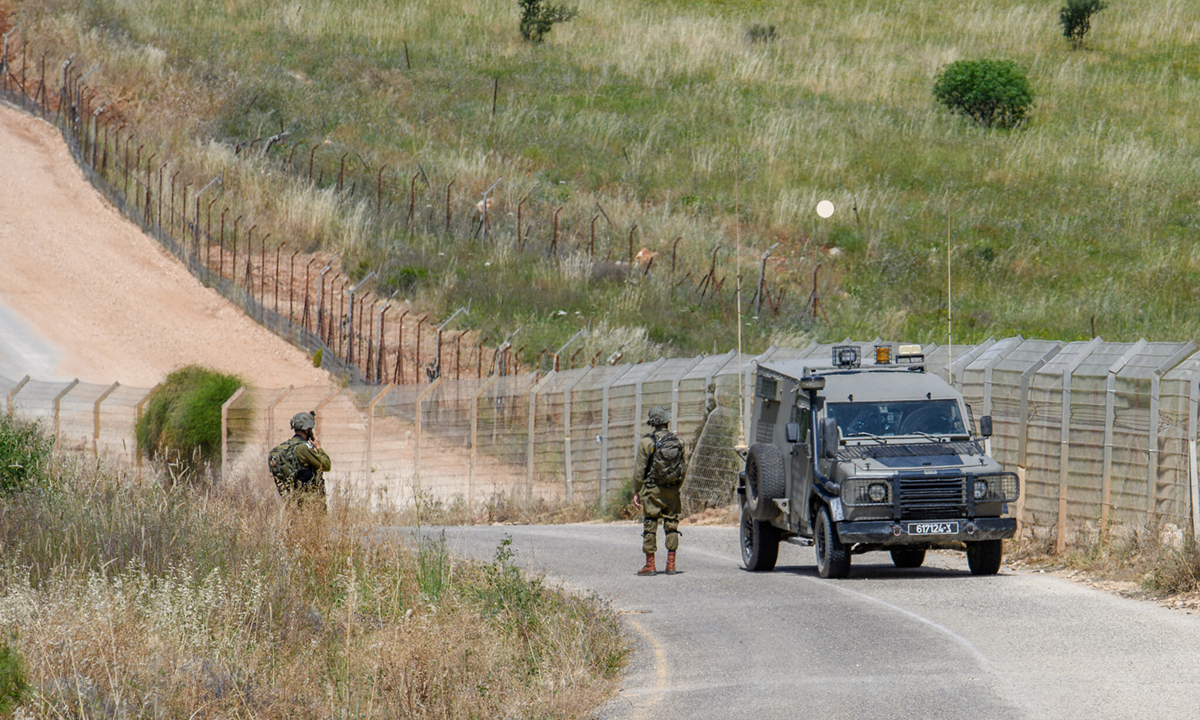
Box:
[0, 103, 330, 388]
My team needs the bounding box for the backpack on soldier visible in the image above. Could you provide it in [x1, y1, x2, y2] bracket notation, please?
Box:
[269, 437, 306, 494]
[645, 430, 686, 486]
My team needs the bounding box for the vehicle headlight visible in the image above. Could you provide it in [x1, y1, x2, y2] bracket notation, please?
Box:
[844, 478, 891, 506]
[973, 473, 1019, 502]
[974, 479, 988, 500]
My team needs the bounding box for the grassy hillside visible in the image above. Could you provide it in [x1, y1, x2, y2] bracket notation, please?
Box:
[7, 0, 1200, 359]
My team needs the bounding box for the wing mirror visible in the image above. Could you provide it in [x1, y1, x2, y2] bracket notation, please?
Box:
[819, 417, 840, 459]
[980, 415, 993, 438]
[785, 422, 802, 444]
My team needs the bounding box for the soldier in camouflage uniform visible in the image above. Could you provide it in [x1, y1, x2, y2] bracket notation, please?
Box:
[633, 406, 686, 576]
[270, 411, 332, 509]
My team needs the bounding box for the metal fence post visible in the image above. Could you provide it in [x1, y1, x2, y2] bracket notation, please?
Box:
[1016, 346, 1060, 534]
[633, 358, 666, 453]
[53, 379, 80, 443]
[1149, 343, 1196, 522]
[92, 381, 120, 458]
[1101, 342, 1146, 531]
[562, 368, 593, 502]
[6, 375, 30, 416]
[527, 371, 556, 501]
[265, 386, 293, 449]
[1057, 338, 1101, 553]
[220, 386, 247, 482]
[599, 364, 633, 510]
[670, 356, 704, 434]
[469, 375, 499, 509]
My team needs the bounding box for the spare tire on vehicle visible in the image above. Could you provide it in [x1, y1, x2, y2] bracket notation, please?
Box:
[744, 443, 785, 521]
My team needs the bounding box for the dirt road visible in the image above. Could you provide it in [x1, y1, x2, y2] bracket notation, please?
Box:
[0, 102, 329, 388]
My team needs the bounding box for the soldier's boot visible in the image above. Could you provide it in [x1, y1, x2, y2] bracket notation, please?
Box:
[637, 553, 656, 576]
[665, 551, 677, 575]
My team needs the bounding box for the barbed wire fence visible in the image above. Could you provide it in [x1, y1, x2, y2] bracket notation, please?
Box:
[0, 30, 799, 392]
[7, 336, 1200, 547]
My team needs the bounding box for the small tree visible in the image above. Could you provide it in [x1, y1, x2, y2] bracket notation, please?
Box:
[933, 59, 1034, 129]
[1060, 0, 1107, 49]
[519, 0, 578, 44]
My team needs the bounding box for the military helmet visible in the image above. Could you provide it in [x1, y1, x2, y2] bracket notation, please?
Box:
[647, 406, 670, 427]
[290, 411, 316, 432]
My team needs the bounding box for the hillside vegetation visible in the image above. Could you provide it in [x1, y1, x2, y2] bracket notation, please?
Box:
[6, 0, 1200, 360]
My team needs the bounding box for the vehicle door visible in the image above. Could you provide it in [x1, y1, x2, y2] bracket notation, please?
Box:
[788, 400, 814, 534]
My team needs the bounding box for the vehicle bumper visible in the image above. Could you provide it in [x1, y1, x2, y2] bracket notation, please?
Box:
[836, 517, 1016, 544]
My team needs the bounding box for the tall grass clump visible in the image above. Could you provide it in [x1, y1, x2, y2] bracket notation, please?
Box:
[0, 454, 627, 717]
[0, 635, 28, 715]
[0, 415, 53, 496]
[135, 365, 244, 472]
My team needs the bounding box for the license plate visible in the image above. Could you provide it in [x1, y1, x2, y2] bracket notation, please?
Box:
[907, 521, 959, 536]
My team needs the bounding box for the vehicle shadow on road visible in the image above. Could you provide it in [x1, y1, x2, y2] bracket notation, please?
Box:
[769, 563, 972, 580]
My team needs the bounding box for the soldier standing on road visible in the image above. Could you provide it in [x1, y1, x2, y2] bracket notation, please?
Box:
[633, 406, 687, 576]
[269, 411, 332, 510]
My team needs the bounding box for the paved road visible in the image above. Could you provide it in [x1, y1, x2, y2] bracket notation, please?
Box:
[426, 523, 1200, 720]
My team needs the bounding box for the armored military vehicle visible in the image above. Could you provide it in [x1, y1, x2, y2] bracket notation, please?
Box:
[738, 343, 1018, 578]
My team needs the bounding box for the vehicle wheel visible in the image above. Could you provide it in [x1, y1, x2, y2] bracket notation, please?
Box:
[744, 443, 786, 521]
[739, 501, 780, 571]
[966, 539, 1003, 575]
[814, 505, 851, 578]
[890, 548, 926, 569]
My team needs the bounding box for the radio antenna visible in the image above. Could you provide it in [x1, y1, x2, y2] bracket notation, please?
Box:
[735, 161, 746, 449]
[947, 197, 953, 385]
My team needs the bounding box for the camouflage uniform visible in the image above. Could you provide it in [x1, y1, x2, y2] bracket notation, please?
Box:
[276, 436, 332, 498]
[635, 427, 682, 554]
[272, 412, 332, 508]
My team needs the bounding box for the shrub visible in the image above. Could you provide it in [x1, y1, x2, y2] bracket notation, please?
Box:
[135, 366, 244, 471]
[0, 414, 53, 496]
[1060, 0, 1107, 49]
[0, 636, 28, 715]
[745, 23, 778, 43]
[933, 59, 1034, 129]
[518, 0, 578, 44]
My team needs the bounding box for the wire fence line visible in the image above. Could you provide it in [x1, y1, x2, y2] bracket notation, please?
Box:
[7, 335, 1200, 547]
[5, 38, 1200, 542]
[0, 33, 792, 392]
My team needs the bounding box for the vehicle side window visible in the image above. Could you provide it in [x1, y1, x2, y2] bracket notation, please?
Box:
[791, 404, 811, 443]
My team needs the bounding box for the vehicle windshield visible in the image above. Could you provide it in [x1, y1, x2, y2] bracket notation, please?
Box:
[827, 399, 967, 438]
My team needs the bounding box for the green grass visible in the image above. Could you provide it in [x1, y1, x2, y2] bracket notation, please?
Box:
[10, 0, 1200, 359]
[0, 414, 53, 497]
[135, 365, 244, 470]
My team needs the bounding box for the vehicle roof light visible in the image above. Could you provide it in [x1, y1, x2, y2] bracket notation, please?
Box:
[832, 345, 861, 368]
[875, 346, 891, 364]
[896, 344, 925, 365]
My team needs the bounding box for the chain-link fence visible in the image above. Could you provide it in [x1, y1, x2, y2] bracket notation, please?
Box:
[8, 334, 1200, 545]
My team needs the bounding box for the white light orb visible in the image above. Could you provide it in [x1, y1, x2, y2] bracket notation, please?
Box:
[816, 200, 835, 218]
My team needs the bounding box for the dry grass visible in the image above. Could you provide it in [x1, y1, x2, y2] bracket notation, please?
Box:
[0, 453, 626, 717]
[1008, 520, 1200, 597]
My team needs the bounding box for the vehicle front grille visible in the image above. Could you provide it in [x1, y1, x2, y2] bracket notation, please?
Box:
[898, 476, 966, 519]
